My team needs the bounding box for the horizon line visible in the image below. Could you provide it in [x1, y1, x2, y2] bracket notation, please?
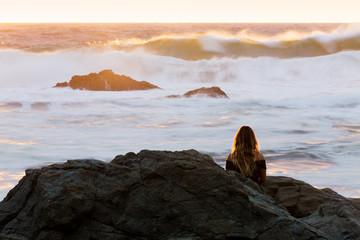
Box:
[0, 21, 357, 24]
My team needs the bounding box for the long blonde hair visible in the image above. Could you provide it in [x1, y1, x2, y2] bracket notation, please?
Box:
[231, 126, 259, 177]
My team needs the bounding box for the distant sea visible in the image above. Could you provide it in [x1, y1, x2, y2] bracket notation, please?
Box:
[0, 23, 359, 199]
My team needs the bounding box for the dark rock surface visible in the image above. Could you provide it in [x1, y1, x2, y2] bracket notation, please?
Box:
[262, 176, 331, 218]
[167, 86, 229, 99]
[262, 176, 360, 240]
[54, 70, 160, 91]
[0, 150, 358, 239]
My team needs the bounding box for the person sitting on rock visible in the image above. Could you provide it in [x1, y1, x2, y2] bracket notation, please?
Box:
[226, 126, 266, 184]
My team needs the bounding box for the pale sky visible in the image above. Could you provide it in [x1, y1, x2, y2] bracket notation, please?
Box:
[0, 0, 359, 23]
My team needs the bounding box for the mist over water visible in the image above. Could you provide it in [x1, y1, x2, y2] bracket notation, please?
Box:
[0, 23, 359, 199]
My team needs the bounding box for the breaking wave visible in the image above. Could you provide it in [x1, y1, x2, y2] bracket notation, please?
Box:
[1, 23, 360, 60]
[88, 26, 360, 60]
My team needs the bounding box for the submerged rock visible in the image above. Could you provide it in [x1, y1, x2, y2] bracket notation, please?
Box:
[167, 86, 229, 99]
[0, 150, 358, 239]
[184, 87, 229, 98]
[0, 102, 22, 109]
[31, 102, 50, 111]
[54, 70, 160, 91]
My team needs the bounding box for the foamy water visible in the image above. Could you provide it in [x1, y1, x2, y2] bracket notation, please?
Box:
[0, 23, 359, 199]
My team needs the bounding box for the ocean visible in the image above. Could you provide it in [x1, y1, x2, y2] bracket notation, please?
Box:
[0, 23, 359, 199]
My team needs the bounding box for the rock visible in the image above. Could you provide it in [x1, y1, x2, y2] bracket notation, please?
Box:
[302, 201, 360, 240]
[166, 94, 182, 99]
[0, 150, 331, 240]
[0, 102, 22, 113]
[31, 102, 49, 111]
[54, 70, 160, 91]
[184, 87, 229, 98]
[166, 86, 229, 99]
[262, 176, 330, 218]
[53, 82, 69, 88]
[262, 176, 360, 216]
[263, 176, 360, 240]
[0, 102, 22, 109]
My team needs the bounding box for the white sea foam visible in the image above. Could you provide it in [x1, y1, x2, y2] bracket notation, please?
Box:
[1, 49, 360, 92]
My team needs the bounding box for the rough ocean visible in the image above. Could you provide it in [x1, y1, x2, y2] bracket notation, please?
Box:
[0, 23, 359, 198]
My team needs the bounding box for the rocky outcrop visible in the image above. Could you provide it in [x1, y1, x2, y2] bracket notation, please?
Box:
[54, 70, 160, 91]
[262, 176, 332, 218]
[0, 150, 358, 239]
[167, 86, 229, 99]
[263, 176, 360, 239]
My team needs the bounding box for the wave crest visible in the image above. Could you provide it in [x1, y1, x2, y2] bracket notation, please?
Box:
[1, 24, 360, 60]
[84, 25, 360, 60]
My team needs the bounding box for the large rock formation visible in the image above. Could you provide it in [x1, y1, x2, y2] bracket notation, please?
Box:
[54, 70, 160, 91]
[167, 86, 229, 99]
[0, 150, 358, 239]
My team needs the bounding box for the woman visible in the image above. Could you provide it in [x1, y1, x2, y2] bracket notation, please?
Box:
[226, 126, 266, 184]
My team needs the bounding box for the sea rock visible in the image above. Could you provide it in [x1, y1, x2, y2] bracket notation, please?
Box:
[0, 102, 22, 109]
[54, 70, 160, 91]
[54, 82, 69, 88]
[0, 102, 22, 113]
[167, 86, 229, 99]
[0, 150, 357, 239]
[184, 87, 229, 98]
[31, 102, 49, 111]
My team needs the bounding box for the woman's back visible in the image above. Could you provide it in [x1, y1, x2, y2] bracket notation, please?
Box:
[226, 126, 267, 184]
[226, 151, 266, 184]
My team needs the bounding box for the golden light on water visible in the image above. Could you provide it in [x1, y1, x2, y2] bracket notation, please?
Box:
[0, 171, 24, 191]
[0, 138, 35, 145]
[0, 183, 15, 190]
[266, 160, 333, 175]
[314, 186, 360, 198]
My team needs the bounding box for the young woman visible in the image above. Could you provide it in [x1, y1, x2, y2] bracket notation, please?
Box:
[226, 126, 266, 184]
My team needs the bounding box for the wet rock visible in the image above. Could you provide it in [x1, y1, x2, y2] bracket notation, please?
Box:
[0, 102, 22, 109]
[54, 70, 160, 91]
[184, 87, 229, 98]
[54, 82, 69, 88]
[166, 94, 182, 99]
[0, 150, 330, 240]
[166, 86, 229, 99]
[0, 102, 22, 113]
[31, 102, 49, 111]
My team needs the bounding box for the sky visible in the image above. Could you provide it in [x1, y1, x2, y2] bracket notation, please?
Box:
[0, 0, 360, 23]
